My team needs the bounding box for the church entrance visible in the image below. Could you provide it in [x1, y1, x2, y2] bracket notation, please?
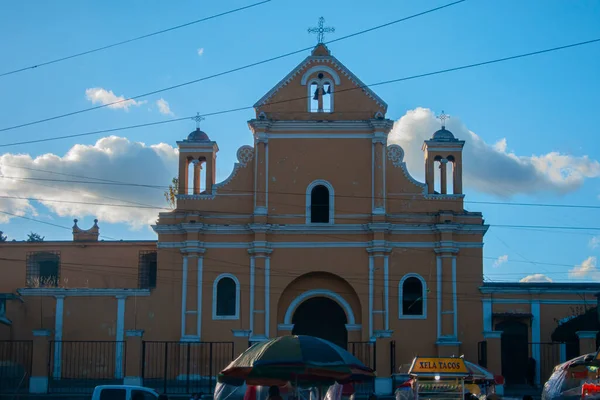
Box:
[292, 297, 348, 348]
[496, 320, 529, 386]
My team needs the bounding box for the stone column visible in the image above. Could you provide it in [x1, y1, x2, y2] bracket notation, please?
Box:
[115, 295, 126, 379]
[193, 161, 202, 195]
[483, 331, 503, 395]
[577, 331, 599, 355]
[440, 159, 448, 194]
[30, 329, 51, 393]
[123, 330, 144, 386]
[373, 332, 394, 395]
[178, 157, 189, 194]
[53, 295, 64, 379]
[248, 246, 272, 340]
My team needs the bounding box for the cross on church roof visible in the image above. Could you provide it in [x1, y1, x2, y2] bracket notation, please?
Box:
[191, 112, 205, 129]
[437, 110, 450, 128]
[308, 17, 335, 44]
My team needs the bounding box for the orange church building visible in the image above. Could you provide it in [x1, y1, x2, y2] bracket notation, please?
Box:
[1, 42, 599, 396]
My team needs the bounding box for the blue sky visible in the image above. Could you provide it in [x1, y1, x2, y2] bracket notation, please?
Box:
[1, 0, 599, 283]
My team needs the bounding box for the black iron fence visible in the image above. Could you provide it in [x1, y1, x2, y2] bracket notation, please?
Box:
[0, 340, 32, 393]
[142, 341, 234, 394]
[48, 341, 126, 393]
[348, 341, 376, 396]
[530, 342, 575, 385]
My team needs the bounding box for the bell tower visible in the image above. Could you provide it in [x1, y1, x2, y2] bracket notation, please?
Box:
[176, 114, 219, 196]
[422, 112, 465, 195]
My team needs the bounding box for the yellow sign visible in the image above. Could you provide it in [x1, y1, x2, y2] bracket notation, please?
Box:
[410, 357, 468, 374]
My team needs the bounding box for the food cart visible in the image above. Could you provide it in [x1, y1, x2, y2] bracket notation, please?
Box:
[408, 357, 469, 400]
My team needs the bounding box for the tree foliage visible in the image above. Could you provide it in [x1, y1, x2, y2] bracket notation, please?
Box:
[0, 231, 6, 242]
[164, 177, 178, 209]
[27, 232, 45, 242]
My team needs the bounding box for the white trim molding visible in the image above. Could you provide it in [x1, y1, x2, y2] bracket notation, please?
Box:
[212, 273, 241, 320]
[482, 330, 503, 339]
[399, 273, 428, 320]
[283, 289, 356, 325]
[18, 288, 151, 297]
[576, 331, 599, 339]
[300, 65, 342, 85]
[306, 179, 335, 224]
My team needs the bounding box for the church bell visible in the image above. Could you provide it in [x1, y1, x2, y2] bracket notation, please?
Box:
[313, 87, 319, 100]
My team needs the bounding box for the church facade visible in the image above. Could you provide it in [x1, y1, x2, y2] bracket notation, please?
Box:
[1, 43, 600, 395]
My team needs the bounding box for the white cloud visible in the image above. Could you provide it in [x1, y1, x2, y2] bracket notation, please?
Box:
[0, 136, 178, 229]
[590, 236, 600, 249]
[388, 108, 600, 196]
[569, 256, 600, 281]
[85, 88, 147, 111]
[156, 98, 174, 116]
[197, 48, 204, 56]
[520, 274, 553, 283]
[493, 254, 508, 268]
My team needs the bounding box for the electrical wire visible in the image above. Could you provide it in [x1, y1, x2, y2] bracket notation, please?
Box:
[1, 35, 599, 146]
[0, 1, 272, 78]
[0, 1, 477, 133]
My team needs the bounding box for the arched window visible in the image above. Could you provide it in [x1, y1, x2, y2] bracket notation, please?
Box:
[311, 185, 329, 223]
[213, 274, 240, 320]
[399, 274, 427, 319]
[306, 180, 334, 224]
[307, 74, 334, 113]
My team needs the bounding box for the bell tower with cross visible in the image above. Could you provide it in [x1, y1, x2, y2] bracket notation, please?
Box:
[422, 110, 465, 195]
[176, 112, 219, 197]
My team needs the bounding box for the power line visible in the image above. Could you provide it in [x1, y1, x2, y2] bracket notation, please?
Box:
[3, 173, 600, 214]
[0, 210, 117, 240]
[1, 36, 598, 147]
[0, 1, 468, 133]
[2, 190, 600, 235]
[0, 1, 272, 78]
[5, 163, 600, 213]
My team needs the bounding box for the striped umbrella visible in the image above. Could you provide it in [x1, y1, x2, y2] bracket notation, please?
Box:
[218, 335, 375, 386]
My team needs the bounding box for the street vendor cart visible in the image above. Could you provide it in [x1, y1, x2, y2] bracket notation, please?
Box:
[408, 357, 469, 400]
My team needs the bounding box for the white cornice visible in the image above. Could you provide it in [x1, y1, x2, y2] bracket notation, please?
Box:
[18, 288, 151, 297]
[157, 240, 483, 249]
[480, 283, 600, 295]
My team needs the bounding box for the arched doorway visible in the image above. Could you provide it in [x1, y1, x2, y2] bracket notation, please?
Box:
[292, 297, 348, 348]
[496, 320, 529, 385]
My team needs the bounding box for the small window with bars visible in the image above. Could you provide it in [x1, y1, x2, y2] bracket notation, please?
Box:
[26, 251, 61, 287]
[138, 251, 157, 289]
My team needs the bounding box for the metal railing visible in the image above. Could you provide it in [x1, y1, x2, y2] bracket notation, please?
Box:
[48, 340, 126, 393]
[0, 340, 32, 393]
[142, 341, 234, 394]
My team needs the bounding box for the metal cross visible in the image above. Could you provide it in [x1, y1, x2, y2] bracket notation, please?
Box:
[437, 110, 450, 128]
[191, 112, 205, 129]
[308, 17, 335, 44]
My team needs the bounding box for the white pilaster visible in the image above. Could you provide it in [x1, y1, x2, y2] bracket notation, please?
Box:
[197, 256, 203, 339]
[249, 256, 255, 339]
[560, 342, 567, 363]
[180, 255, 188, 339]
[115, 296, 125, 379]
[265, 142, 269, 209]
[384, 255, 389, 331]
[482, 298, 492, 332]
[369, 255, 374, 339]
[436, 256, 442, 339]
[531, 299, 541, 385]
[265, 256, 270, 338]
[53, 295, 64, 379]
[452, 256, 458, 337]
